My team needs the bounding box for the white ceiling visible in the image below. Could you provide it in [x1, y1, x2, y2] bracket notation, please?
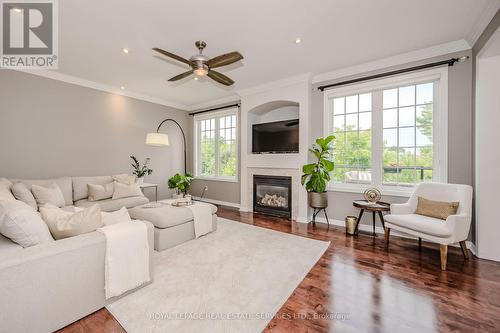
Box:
[52, 0, 497, 109]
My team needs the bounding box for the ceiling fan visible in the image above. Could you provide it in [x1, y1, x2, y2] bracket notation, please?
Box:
[153, 41, 243, 86]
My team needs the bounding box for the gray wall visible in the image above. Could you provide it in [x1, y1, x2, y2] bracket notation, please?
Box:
[310, 50, 474, 232]
[0, 70, 189, 202]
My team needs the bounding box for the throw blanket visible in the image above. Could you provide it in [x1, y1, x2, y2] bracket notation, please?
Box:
[186, 202, 213, 238]
[97, 221, 150, 299]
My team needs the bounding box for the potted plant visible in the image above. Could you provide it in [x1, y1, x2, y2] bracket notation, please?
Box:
[130, 156, 153, 184]
[168, 173, 194, 199]
[301, 135, 335, 209]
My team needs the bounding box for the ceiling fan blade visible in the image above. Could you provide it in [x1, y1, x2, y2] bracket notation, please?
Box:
[206, 51, 243, 68]
[168, 70, 194, 81]
[207, 70, 234, 86]
[153, 48, 191, 65]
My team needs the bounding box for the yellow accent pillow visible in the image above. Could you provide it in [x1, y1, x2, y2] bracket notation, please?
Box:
[415, 197, 459, 220]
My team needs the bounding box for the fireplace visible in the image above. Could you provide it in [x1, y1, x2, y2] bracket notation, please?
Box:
[253, 175, 292, 218]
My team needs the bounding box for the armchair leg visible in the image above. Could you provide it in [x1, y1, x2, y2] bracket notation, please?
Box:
[384, 228, 390, 249]
[440, 244, 448, 271]
[459, 241, 469, 260]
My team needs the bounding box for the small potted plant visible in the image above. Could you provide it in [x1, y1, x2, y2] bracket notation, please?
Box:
[130, 156, 153, 184]
[168, 173, 194, 199]
[301, 135, 335, 209]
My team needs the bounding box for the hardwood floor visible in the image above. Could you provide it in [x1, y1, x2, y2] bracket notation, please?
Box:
[59, 207, 500, 333]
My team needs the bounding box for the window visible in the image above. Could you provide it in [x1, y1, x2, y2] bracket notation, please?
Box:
[324, 68, 447, 195]
[194, 109, 238, 181]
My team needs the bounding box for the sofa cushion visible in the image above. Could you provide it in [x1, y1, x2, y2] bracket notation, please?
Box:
[72, 176, 114, 201]
[0, 233, 22, 258]
[75, 196, 149, 212]
[384, 213, 452, 237]
[11, 182, 38, 210]
[416, 196, 459, 220]
[11, 177, 73, 206]
[88, 182, 114, 201]
[40, 204, 103, 240]
[128, 202, 218, 229]
[112, 182, 143, 200]
[0, 199, 54, 247]
[0, 178, 15, 201]
[31, 183, 66, 208]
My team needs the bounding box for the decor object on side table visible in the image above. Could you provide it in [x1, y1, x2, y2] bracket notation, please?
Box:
[301, 135, 335, 226]
[145, 118, 187, 174]
[352, 200, 390, 236]
[168, 173, 193, 199]
[130, 156, 153, 184]
[345, 216, 357, 235]
[364, 187, 381, 204]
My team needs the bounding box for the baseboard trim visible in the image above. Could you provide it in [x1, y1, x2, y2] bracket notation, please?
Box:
[311, 216, 477, 254]
[192, 197, 240, 209]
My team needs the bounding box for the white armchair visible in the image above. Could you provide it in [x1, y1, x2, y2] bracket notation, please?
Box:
[384, 182, 473, 270]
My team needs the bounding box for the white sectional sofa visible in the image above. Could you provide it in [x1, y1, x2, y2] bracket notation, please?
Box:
[0, 175, 153, 333]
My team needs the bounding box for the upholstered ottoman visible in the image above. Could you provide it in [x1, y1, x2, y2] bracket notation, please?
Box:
[128, 200, 218, 251]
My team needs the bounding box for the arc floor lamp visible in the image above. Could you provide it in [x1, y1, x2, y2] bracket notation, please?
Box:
[145, 119, 187, 174]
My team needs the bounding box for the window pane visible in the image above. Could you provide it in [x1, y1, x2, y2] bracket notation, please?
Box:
[399, 127, 415, 147]
[345, 113, 357, 130]
[383, 128, 397, 147]
[399, 169, 416, 184]
[417, 82, 433, 105]
[333, 115, 345, 132]
[359, 112, 371, 130]
[383, 148, 398, 167]
[359, 93, 371, 112]
[398, 85, 415, 107]
[383, 89, 397, 109]
[416, 126, 432, 146]
[383, 108, 398, 128]
[346, 95, 358, 113]
[333, 98, 344, 115]
[399, 106, 415, 127]
[399, 148, 415, 167]
[416, 104, 433, 127]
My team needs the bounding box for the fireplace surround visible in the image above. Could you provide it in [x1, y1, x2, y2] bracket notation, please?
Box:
[253, 175, 292, 218]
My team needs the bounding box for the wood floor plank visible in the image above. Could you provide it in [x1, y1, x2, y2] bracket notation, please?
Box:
[58, 207, 500, 333]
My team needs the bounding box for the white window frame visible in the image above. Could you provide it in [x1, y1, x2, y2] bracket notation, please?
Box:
[193, 108, 239, 182]
[323, 67, 448, 197]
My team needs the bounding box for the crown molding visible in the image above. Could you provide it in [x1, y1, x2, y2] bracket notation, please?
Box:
[185, 94, 241, 111]
[14, 69, 188, 110]
[467, 1, 500, 47]
[236, 73, 312, 97]
[312, 39, 470, 84]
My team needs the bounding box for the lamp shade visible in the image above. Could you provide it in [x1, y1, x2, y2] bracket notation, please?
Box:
[145, 133, 169, 146]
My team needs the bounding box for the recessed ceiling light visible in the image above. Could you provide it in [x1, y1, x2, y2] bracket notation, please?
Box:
[122, 48, 129, 54]
[295, 38, 302, 44]
[120, 86, 125, 90]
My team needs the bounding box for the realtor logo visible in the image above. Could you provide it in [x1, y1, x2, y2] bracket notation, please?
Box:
[1, 0, 58, 68]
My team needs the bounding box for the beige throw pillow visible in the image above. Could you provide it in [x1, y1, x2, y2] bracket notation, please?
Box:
[112, 174, 136, 185]
[88, 182, 114, 201]
[0, 178, 15, 201]
[11, 182, 38, 210]
[112, 181, 143, 200]
[31, 183, 66, 208]
[39, 204, 103, 240]
[415, 196, 459, 220]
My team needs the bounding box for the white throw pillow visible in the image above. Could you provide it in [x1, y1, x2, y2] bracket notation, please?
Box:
[112, 181, 143, 200]
[88, 182, 114, 201]
[112, 174, 136, 185]
[0, 178, 15, 201]
[11, 182, 38, 210]
[31, 183, 66, 208]
[101, 207, 132, 226]
[0, 200, 54, 247]
[39, 204, 103, 240]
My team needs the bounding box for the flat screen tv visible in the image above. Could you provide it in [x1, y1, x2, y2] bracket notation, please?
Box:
[252, 119, 299, 154]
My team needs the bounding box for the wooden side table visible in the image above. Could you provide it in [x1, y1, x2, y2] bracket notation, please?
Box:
[352, 200, 390, 236]
[139, 183, 158, 202]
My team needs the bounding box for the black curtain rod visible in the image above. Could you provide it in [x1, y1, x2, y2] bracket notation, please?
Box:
[188, 103, 240, 116]
[317, 57, 466, 92]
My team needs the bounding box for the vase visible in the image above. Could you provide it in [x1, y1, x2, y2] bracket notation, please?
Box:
[136, 177, 144, 185]
[308, 192, 328, 208]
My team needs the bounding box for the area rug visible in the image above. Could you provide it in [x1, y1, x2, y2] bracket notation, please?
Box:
[107, 218, 329, 333]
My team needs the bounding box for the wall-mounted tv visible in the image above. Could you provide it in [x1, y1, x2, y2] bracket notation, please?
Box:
[252, 119, 299, 154]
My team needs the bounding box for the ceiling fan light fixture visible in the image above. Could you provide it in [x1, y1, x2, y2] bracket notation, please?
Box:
[194, 67, 208, 76]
